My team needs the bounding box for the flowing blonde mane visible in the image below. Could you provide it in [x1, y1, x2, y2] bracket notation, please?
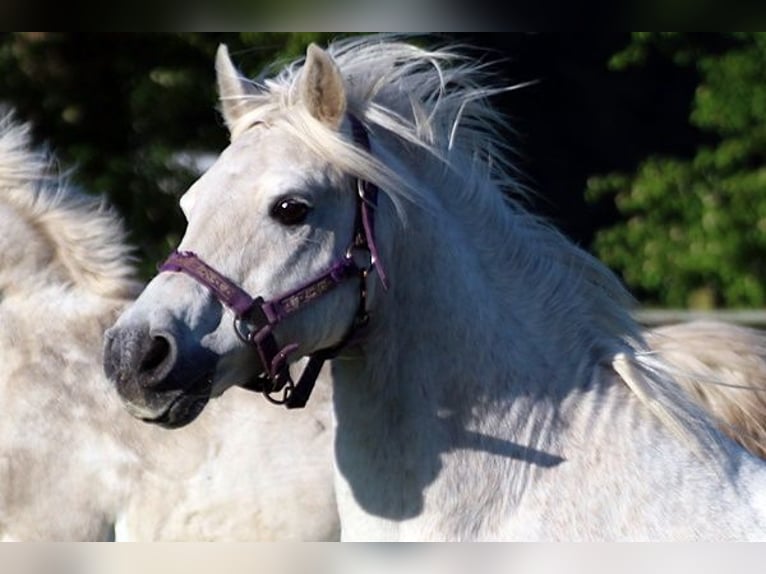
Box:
[0, 112, 141, 300]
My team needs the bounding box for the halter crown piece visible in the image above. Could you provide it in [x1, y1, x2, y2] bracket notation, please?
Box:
[159, 115, 387, 409]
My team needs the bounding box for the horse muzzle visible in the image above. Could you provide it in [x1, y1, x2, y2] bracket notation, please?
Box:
[103, 324, 216, 428]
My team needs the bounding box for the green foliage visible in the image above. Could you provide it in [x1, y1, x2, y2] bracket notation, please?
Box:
[0, 32, 343, 279]
[588, 33, 766, 308]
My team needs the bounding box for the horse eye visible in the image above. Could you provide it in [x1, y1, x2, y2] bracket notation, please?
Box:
[270, 198, 311, 225]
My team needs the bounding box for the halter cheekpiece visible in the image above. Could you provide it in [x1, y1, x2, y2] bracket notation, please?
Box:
[158, 115, 387, 409]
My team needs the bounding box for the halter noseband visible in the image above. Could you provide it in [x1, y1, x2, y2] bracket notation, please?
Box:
[158, 115, 387, 409]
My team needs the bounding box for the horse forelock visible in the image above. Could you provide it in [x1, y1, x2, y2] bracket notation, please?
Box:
[0, 112, 141, 301]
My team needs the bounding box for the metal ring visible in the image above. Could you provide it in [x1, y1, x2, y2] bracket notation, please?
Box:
[234, 317, 257, 344]
[345, 244, 374, 273]
[263, 379, 294, 405]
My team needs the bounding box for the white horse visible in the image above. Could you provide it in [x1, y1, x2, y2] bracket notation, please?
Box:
[2, 113, 762, 544]
[4, 120, 759, 544]
[0, 113, 338, 541]
[104, 37, 766, 540]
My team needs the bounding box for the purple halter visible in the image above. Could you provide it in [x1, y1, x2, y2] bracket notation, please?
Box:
[159, 115, 387, 409]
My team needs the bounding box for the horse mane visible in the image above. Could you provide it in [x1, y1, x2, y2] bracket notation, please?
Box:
[229, 36, 529, 208]
[646, 321, 766, 459]
[0, 111, 141, 300]
[228, 36, 734, 460]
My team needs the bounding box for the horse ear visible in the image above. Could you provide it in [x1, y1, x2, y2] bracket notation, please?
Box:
[299, 43, 347, 128]
[215, 44, 257, 133]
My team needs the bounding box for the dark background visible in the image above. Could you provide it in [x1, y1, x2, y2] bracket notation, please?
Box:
[0, 32, 712, 287]
[457, 32, 702, 246]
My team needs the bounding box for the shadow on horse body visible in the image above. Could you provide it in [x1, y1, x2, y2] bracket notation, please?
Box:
[105, 37, 766, 540]
[0, 113, 337, 541]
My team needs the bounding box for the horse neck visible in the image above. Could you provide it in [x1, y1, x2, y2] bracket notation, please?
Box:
[347, 170, 636, 415]
[330, 172, 641, 536]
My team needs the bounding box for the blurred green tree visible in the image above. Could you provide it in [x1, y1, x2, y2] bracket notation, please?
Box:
[0, 32, 344, 278]
[587, 33, 766, 308]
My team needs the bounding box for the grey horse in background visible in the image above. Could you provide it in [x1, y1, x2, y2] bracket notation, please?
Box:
[0, 113, 337, 541]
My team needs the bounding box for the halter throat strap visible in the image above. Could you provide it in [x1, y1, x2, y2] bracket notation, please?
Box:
[159, 114, 385, 409]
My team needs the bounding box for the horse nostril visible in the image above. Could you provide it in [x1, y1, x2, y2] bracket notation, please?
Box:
[139, 335, 172, 375]
[103, 327, 178, 390]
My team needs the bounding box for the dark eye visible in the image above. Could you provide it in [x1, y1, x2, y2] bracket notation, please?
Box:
[270, 198, 311, 226]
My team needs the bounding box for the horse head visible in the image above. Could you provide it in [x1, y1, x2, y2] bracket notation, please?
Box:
[104, 44, 390, 427]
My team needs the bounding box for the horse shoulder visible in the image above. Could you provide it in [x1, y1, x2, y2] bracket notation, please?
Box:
[521, 365, 766, 540]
